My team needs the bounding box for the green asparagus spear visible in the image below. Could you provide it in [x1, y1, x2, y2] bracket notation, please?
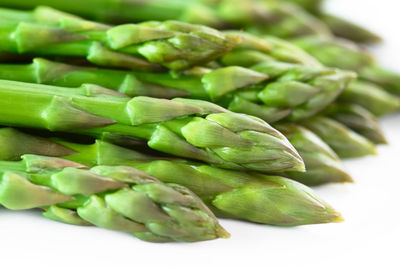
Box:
[294, 36, 400, 96]
[0, 0, 224, 26]
[0, 128, 342, 225]
[0, 6, 241, 71]
[0, 154, 229, 242]
[282, 0, 382, 43]
[338, 81, 400, 117]
[0, 79, 304, 173]
[274, 123, 352, 186]
[0, 0, 332, 39]
[319, 14, 382, 44]
[214, 0, 331, 38]
[302, 116, 377, 158]
[0, 57, 355, 123]
[281, 0, 322, 14]
[324, 104, 387, 144]
[222, 31, 321, 67]
[216, 33, 396, 117]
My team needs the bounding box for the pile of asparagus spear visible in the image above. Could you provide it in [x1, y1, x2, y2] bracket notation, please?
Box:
[0, 0, 398, 242]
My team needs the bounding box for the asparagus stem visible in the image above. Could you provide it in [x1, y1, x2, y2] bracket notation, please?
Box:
[0, 154, 228, 242]
[0, 79, 304, 173]
[0, 128, 343, 225]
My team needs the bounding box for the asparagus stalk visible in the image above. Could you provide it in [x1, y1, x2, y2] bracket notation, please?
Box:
[0, 128, 343, 225]
[221, 30, 322, 67]
[274, 123, 352, 186]
[281, 0, 322, 13]
[338, 81, 400, 117]
[0, 0, 224, 26]
[0, 0, 332, 39]
[302, 116, 377, 158]
[294, 36, 400, 97]
[0, 154, 229, 242]
[324, 104, 387, 145]
[0, 79, 304, 173]
[282, 0, 382, 43]
[319, 14, 382, 44]
[0, 57, 355, 123]
[0, 6, 241, 71]
[218, 32, 399, 116]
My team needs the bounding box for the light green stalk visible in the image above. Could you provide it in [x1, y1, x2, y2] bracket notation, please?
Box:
[0, 57, 355, 123]
[324, 104, 387, 145]
[0, 6, 241, 71]
[274, 123, 352, 186]
[0, 0, 332, 39]
[0, 154, 228, 242]
[0, 128, 342, 225]
[319, 14, 382, 44]
[281, 0, 382, 43]
[212, 0, 332, 38]
[302, 116, 377, 158]
[338, 81, 400, 117]
[280, 0, 322, 14]
[0, 0, 223, 26]
[0, 79, 304, 173]
[294, 36, 400, 97]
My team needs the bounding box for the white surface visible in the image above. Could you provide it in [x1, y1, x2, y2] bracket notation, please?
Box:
[1, 1, 400, 266]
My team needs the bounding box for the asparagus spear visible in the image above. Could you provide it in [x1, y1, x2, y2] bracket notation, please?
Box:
[338, 81, 400, 117]
[0, 0, 332, 39]
[274, 123, 352, 186]
[281, 0, 322, 14]
[0, 0, 224, 26]
[282, 0, 382, 43]
[0, 154, 229, 242]
[302, 116, 377, 158]
[0, 79, 304, 173]
[324, 104, 387, 145]
[319, 14, 382, 44]
[0, 128, 343, 225]
[0, 6, 241, 71]
[294, 36, 400, 96]
[221, 30, 321, 67]
[218, 33, 397, 116]
[0, 57, 355, 123]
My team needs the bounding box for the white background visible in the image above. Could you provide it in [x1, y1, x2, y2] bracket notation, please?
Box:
[0, 1, 399, 266]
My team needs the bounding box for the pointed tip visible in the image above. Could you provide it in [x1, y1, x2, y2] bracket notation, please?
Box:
[292, 159, 306, 173]
[344, 176, 355, 184]
[332, 212, 345, 223]
[216, 225, 231, 239]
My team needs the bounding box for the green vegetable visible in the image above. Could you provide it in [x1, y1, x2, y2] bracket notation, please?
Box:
[319, 14, 382, 44]
[0, 6, 241, 71]
[0, 57, 355, 123]
[294, 36, 400, 96]
[275, 123, 352, 186]
[0, 154, 229, 242]
[0, 0, 331, 39]
[302, 116, 377, 158]
[0, 79, 304, 173]
[339, 81, 400, 117]
[0, 127, 343, 225]
[324, 104, 387, 145]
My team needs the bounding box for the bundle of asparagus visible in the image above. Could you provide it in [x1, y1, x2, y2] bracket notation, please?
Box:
[0, 3, 397, 243]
